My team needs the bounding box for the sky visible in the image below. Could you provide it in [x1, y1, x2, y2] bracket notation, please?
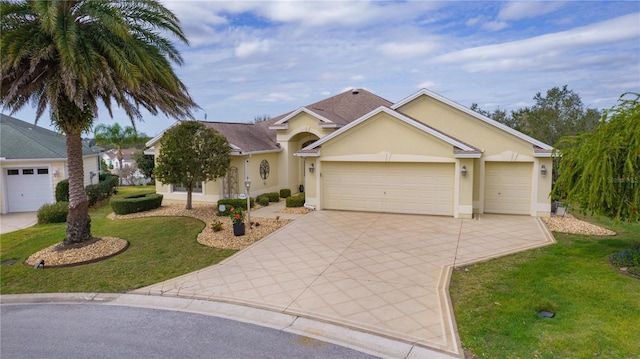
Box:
[5, 1, 640, 138]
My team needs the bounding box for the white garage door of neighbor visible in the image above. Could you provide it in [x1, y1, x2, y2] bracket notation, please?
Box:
[484, 162, 532, 215]
[6, 168, 53, 212]
[322, 162, 454, 216]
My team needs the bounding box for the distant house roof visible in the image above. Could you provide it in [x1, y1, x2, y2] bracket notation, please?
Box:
[103, 148, 138, 162]
[0, 114, 96, 160]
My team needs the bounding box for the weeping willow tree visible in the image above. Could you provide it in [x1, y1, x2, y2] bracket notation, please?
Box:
[552, 93, 639, 222]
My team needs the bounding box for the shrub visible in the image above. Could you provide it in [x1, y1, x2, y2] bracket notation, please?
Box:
[286, 193, 306, 208]
[211, 220, 223, 232]
[217, 198, 255, 215]
[265, 192, 280, 202]
[256, 194, 270, 206]
[100, 173, 119, 194]
[55, 180, 69, 202]
[610, 246, 640, 268]
[279, 188, 291, 198]
[110, 193, 163, 215]
[37, 202, 69, 224]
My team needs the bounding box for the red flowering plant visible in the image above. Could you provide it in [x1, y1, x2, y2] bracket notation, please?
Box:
[229, 207, 245, 225]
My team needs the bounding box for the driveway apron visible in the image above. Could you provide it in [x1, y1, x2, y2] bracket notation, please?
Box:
[133, 211, 554, 357]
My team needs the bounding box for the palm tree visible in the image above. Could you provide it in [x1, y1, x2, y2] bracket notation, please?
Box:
[1, 0, 197, 245]
[95, 123, 138, 184]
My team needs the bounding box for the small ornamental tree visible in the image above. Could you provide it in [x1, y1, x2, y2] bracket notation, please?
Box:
[154, 121, 230, 209]
[132, 150, 155, 180]
[552, 93, 639, 222]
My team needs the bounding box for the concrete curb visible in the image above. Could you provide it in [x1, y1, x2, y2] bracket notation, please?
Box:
[0, 293, 459, 359]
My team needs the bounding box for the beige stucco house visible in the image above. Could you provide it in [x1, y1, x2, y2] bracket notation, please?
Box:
[148, 88, 553, 218]
[0, 114, 100, 213]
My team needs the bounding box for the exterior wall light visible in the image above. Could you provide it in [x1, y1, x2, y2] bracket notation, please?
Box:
[541, 165, 547, 176]
[309, 163, 315, 173]
[461, 165, 467, 176]
[244, 178, 251, 227]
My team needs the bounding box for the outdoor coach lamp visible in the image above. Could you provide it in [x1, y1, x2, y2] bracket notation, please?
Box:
[244, 178, 251, 228]
[541, 165, 547, 176]
[461, 165, 467, 176]
[309, 163, 315, 173]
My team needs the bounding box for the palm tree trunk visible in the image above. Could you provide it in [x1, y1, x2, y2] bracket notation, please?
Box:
[64, 131, 92, 245]
[117, 147, 124, 186]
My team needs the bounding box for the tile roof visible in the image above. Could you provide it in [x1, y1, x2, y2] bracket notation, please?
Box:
[0, 114, 95, 160]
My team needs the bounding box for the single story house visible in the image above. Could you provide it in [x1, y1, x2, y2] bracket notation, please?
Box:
[0, 114, 100, 213]
[147, 88, 553, 218]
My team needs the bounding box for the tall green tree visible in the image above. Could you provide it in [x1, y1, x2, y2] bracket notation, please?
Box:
[155, 121, 230, 210]
[471, 86, 601, 146]
[511, 85, 600, 146]
[552, 93, 639, 222]
[94, 123, 138, 183]
[1, 0, 197, 245]
[132, 150, 155, 180]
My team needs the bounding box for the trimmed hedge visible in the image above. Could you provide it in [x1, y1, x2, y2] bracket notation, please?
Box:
[110, 193, 163, 215]
[286, 193, 305, 208]
[55, 180, 69, 202]
[256, 194, 270, 206]
[265, 192, 280, 202]
[279, 188, 291, 198]
[37, 201, 69, 224]
[217, 198, 255, 216]
[56, 173, 119, 205]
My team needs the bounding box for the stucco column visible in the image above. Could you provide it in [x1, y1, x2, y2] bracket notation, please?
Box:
[455, 158, 474, 219]
[534, 157, 553, 217]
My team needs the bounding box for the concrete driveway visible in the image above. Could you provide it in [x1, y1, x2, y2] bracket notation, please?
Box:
[0, 212, 37, 234]
[134, 211, 554, 358]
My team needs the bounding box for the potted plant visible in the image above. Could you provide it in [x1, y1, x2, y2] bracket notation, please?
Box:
[229, 207, 245, 236]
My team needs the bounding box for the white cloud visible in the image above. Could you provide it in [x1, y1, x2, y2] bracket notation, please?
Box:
[377, 41, 440, 58]
[498, 1, 566, 21]
[481, 21, 509, 31]
[435, 13, 640, 72]
[234, 39, 272, 58]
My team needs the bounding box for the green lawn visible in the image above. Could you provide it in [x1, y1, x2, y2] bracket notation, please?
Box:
[450, 216, 640, 359]
[1, 186, 236, 294]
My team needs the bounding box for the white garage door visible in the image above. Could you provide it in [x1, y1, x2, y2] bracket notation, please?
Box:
[322, 162, 454, 216]
[484, 162, 532, 215]
[5, 168, 53, 212]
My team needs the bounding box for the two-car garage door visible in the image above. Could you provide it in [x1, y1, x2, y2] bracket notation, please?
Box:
[322, 162, 454, 216]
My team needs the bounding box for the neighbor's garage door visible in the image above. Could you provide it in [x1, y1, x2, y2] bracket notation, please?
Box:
[322, 162, 454, 216]
[5, 168, 52, 212]
[484, 162, 532, 215]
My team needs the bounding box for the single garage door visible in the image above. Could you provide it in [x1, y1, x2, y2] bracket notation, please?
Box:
[322, 162, 454, 216]
[5, 168, 52, 212]
[484, 162, 532, 215]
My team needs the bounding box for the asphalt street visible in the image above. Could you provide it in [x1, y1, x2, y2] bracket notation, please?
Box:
[1, 304, 379, 359]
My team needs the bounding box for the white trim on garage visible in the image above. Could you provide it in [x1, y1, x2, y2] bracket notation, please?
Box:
[321, 162, 454, 216]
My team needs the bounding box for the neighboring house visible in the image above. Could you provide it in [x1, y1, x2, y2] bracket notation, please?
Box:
[0, 114, 100, 213]
[102, 148, 136, 170]
[148, 88, 553, 218]
[101, 148, 150, 185]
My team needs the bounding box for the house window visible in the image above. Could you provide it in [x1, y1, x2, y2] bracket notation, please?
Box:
[7, 169, 19, 175]
[22, 169, 34, 175]
[173, 182, 203, 193]
[37, 168, 49, 175]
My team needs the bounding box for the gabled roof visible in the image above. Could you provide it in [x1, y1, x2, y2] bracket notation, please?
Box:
[392, 89, 553, 151]
[297, 107, 482, 158]
[0, 114, 96, 160]
[202, 121, 280, 154]
[269, 88, 393, 129]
